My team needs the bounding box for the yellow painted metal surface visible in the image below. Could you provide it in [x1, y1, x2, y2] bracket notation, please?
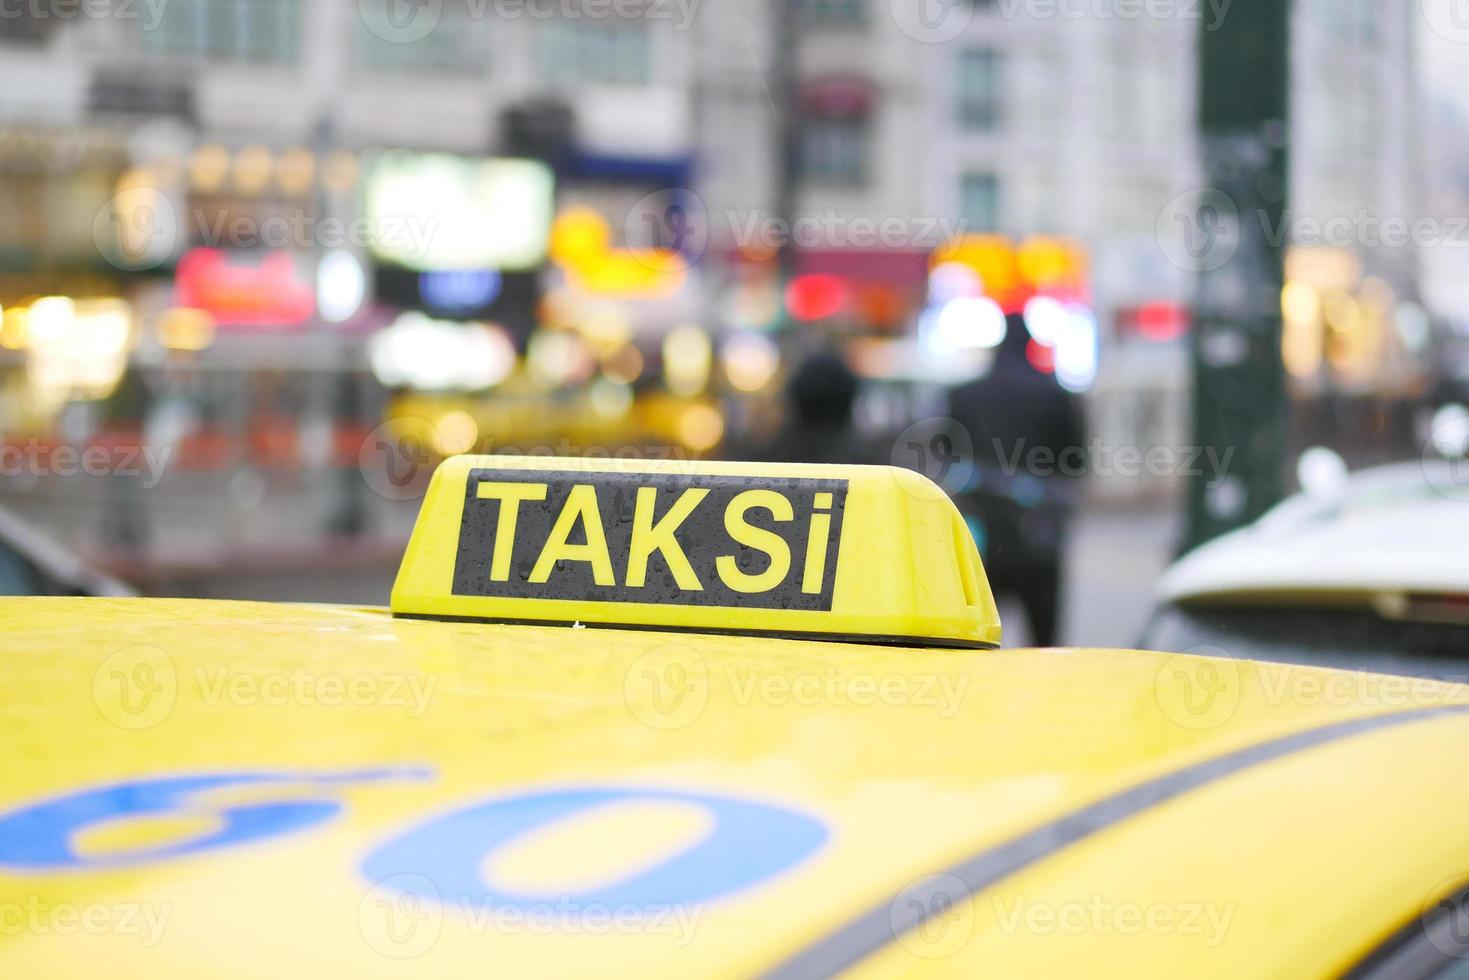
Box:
[1, 597, 1467, 978]
[391, 456, 1001, 648]
[854, 710, 1469, 979]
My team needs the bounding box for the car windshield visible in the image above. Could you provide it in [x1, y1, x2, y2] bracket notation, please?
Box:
[1140, 603, 1469, 684]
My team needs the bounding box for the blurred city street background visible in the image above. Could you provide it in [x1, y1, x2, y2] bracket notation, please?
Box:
[1, 0, 1467, 647]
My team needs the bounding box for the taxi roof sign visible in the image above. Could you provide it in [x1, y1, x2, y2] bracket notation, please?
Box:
[391, 456, 1001, 648]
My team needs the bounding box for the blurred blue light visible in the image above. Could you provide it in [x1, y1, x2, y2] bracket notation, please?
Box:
[420, 269, 502, 313]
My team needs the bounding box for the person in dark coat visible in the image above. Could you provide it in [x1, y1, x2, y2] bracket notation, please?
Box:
[754, 351, 874, 466]
[948, 313, 1086, 646]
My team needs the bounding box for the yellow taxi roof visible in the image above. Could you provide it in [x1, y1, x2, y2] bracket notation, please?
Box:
[3, 596, 1469, 977]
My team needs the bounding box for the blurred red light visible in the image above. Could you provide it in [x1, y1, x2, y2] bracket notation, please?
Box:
[177, 248, 315, 328]
[1025, 339, 1055, 374]
[784, 275, 847, 322]
[1133, 301, 1189, 342]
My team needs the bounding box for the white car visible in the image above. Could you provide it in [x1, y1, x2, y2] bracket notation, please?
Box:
[1140, 461, 1469, 680]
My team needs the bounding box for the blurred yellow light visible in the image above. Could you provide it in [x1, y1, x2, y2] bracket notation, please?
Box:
[932, 235, 1020, 298]
[676, 404, 725, 453]
[1284, 246, 1360, 291]
[602, 343, 645, 385]
[0, 303, 21, 350]
[74, 299, 134, 357]
[190, 144, 231, 193]
[551, 207, 686, 298]
[578, 306, 632, 354]
[234, 146, 274, 195]
[663, 325, 712, 397]
[24, 297, 133, 399]
[25, 297, 75, 348]
[1281, 281, 1320, 324]
[588, 377, 633, 419]
[158, 307, 217, 352]
[276, 147, 317, 196]
[1017, 236, 1083, 287]
[723, 332, 781, 393]
[527, 330, 592, 387]
[433, 411, 480, 456]
[1282, 314, 1323, 380]
[550, 207, 612, 266]
[321, 151, 360, 194]
[116, 167, 160, 192]
[538, 288, 581, 330]
[1322, 291, 1360, 334]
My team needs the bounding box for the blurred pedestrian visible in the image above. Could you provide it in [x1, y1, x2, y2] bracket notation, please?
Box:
[948, 313, 1085, 646]
[749, 351, 873, 466]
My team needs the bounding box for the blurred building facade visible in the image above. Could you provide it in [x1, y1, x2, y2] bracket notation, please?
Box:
[0, 0, 1444, 529]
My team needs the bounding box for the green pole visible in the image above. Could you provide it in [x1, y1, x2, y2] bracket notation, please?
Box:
[1184, 0, 1292, 550]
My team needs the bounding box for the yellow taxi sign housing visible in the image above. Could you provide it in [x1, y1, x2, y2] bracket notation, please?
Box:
[391, 455, 1001, 647]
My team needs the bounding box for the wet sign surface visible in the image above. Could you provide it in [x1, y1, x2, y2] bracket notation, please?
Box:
[452, 470, 848, 611]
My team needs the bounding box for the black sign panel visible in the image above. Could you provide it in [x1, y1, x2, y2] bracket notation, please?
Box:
[452, 469, 848, 611]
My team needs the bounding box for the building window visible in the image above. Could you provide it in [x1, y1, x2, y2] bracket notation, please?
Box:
[356, 4, 486, 75]
[799, 0, 866, 24]
[143, 0, 300, 64]
[799, 116, 868, 186]
[960, 173, 999, 231]
[957, 48, 1002, 132]
[538, 21, 652, 87]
